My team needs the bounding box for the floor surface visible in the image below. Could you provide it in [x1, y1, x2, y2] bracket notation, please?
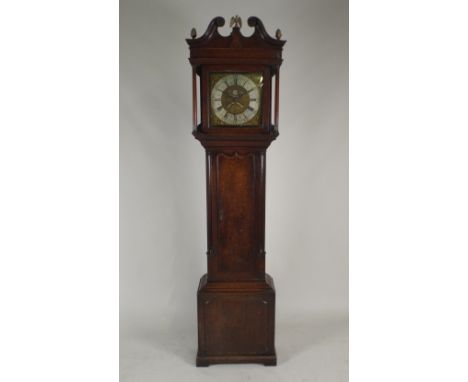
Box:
[120, 311, 348, 382]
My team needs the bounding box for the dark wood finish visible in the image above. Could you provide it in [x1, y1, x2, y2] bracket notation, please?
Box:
[206, 149, 266, 281]
[186, 16, 285, 366]
[192, 66, 198, 132]
[196, 274, 276, 366]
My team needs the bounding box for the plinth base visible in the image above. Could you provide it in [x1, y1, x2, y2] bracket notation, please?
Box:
[196, 353, 277, 367]
[196, 274, 276, 367]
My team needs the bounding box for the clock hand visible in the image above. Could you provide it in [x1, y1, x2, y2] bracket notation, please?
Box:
[236, 88, 255, 98]
[227, 100, 244, 107]
[226, 101, 243, 109]
[223, 95, 234, 105]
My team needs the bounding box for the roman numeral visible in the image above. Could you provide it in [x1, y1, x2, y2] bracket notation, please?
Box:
[247, 106, 254, 111]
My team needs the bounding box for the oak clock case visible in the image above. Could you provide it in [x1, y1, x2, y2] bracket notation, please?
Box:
[186, 16, 285, 367]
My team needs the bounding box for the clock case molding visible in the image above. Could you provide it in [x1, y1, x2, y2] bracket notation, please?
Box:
[186, 16, 285, 367]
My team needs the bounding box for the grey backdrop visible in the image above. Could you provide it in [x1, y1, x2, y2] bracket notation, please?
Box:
[120, 0, 348, 380]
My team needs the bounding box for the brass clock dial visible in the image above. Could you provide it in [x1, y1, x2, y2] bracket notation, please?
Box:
[210, 73, 263, 126]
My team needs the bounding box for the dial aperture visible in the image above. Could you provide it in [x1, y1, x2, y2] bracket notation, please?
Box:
[210, 73, 262, 126]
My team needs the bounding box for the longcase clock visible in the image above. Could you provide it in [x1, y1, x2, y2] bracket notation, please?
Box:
[186, 15, 285, 367]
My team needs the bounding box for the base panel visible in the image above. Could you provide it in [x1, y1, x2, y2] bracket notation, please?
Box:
[196, 273, 276, 366]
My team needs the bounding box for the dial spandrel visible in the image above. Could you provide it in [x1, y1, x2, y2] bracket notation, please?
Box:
[210, 72, 263, 127]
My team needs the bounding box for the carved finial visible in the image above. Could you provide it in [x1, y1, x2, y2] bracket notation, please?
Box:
[190, 28, 197, 39]
[275, 29, 282, 40]
[230, 15, 242, 29]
